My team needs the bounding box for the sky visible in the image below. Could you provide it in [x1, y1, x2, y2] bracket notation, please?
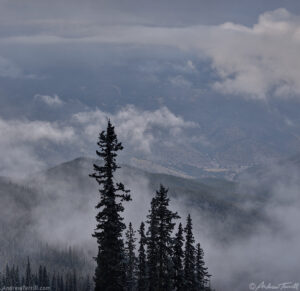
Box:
[1, 0, 300, 176]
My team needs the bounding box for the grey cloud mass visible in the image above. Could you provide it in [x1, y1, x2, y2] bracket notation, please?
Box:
[0, 106, 198, 177]
[1, 4, 300, 99]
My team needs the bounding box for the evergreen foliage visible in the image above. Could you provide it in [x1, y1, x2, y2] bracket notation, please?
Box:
[90, 120, 131, 291]
[125, 222, 137, 291]
[137, 222, 147, 291]
[146, 190, 160, 291]
[147, 185, 180, 291]
[195, 243, 211, 291]
[0, 261, 91, 291]
[184, 214, 196, 291]
[173, 223, 185, 291]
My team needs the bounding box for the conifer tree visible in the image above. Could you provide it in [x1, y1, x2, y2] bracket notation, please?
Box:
[5, 264, 10, 287]
[195, 243, 211, 290]
[25, 257, 32, 287]
[43, 266, 49, 287]
[125, 222, 137, 291]
[173, 223, 184, 291]
[147, 187, 160, 291]
[184, 215, 196, 291]
[11, 265, 16, 287]
[137, 222, 147, 291]
[90, 120, 131, 291]
[147, 185, 179, 291]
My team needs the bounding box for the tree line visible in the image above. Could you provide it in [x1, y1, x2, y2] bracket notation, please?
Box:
[91, 121, 213, 291]
[0, 258, 91, 291]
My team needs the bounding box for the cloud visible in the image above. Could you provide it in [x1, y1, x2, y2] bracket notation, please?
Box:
[0, 56, 37, 79]
[0, 105, 198, 176]
[0, 117, 75, 177]
[3, 8, 300, 100]
[73, 105, 197, 154]
[0, 56, 23, 78]
[34, 94, 64, 106]
[207, 9, 300, 99]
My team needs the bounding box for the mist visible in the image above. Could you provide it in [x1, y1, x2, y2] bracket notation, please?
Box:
[0, 154, 298, 290]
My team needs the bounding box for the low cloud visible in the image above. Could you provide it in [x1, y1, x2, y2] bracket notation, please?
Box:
[0, 56, 23, 78]
[0, 105, 198, 176]
[0, 117, 75, 177]
[73, 105, 197, 154]
[34, 94, 64, 106]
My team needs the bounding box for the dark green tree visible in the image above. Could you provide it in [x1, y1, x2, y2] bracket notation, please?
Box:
[146, 187, 160, 291]
[147, 185, 179, 291]
[90, 120, 131, 291]
[25, 257, 32, 287]
[125, 222, 137, 291]
[137, 222, 147, 291]
[195, 243, 211, 290]
[43, 266, 50, 287]
[5, 264, 10, 287]
[184, 215, 196, 291]
[173, 223, 184, 291]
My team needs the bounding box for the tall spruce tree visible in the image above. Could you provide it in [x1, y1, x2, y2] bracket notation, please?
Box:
[147, 185, 179, 291]
[195, 243, 211, 291]
[15, 266, 20, 287]
[173, 223, 184, 291]
[25, 257, 32, 287]
[5, 264, 10, 287]
[137, 222, 147, 291]
[184, 214, 196, 291]
[125, 222, 137, 291]
[90, 120, 131, 291]
[146, 191, 159, 291]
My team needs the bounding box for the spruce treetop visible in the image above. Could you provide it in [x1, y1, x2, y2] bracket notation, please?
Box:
[90, 120, 131, 291]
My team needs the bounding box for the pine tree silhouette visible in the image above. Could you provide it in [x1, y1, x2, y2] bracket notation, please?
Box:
[147, 185, 179, 291]
[125, 222, 137, 291]
[184, 215, 196, 291]
[90, 120, 131, 291]
[137, 222, 147, 291]
[173, 223, 184, 291]
[195, 243, 211, 290]
[25, 257, 32, 287]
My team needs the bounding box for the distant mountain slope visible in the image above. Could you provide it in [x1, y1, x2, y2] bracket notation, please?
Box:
[0, 157, 268, 268]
